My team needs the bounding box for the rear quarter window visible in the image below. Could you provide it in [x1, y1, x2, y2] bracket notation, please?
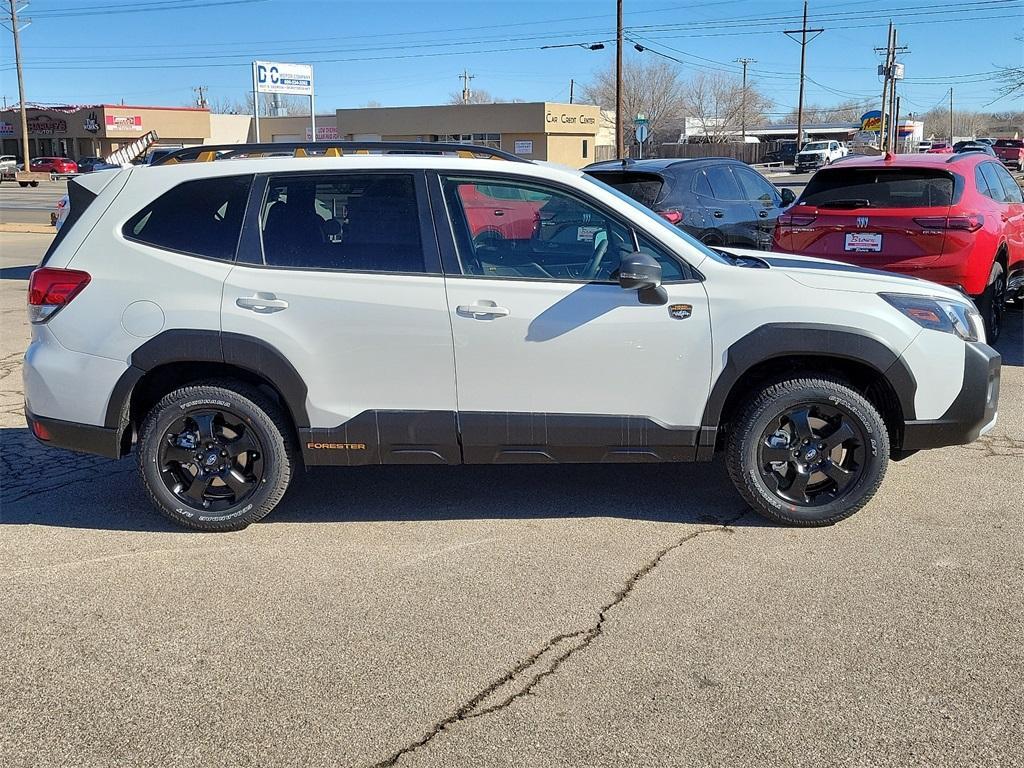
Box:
[123, 175, 252, 261]
[799, 168, 956, 208]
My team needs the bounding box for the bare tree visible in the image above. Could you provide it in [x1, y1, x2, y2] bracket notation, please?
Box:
[920, 107, 989, 140]
[446, 89, 497, 104]
[775, 99, 873, 125]
[207, 94, 246, 115]
[679, 71, 773, 143]
[581, 59, 688, 150]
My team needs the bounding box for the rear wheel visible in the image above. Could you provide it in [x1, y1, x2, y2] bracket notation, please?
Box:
[138, 382, 295, 531]
[975, 261, 1005, 343]
[727, 377, 889, 526]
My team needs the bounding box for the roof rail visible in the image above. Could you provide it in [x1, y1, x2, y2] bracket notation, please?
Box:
[153, 141, 529, 166]
[945, 150, 988, 163]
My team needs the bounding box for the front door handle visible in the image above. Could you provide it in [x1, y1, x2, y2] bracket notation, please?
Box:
[758, 210, 769, 218]
[712, 210, 724, 218]
[236, 293, 289, 313]
[456, 301, 510, 318]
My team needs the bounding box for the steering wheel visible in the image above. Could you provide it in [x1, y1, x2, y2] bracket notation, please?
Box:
[583, 238, 610, 281]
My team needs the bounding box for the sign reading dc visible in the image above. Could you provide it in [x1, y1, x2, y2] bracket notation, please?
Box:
[253, 60, 314, 96]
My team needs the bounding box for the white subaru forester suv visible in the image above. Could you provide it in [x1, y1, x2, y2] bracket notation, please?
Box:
[24, 142, 1001, 531]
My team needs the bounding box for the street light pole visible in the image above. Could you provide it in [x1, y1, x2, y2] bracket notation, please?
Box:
[8, 0, 31, 166]
[615, 0, 624, 158]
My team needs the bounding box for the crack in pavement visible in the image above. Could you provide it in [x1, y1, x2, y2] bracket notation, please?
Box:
[369, 510, 748, 768]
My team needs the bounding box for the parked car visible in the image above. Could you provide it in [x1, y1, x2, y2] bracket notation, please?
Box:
[993, 139, 1024, 172]
[764, 140, 799, 165]
[458, 182, 544, 245]
[953, 141, 996, 156]
[76, 156, 115, 173]
[917, 142, 933, 153]
[795, 140, 847, 172]
[925, 143, 954, 154]
[773, 152, 1023, 340]
[0, 154, 18, 172]
[583, 158, 796, 250]
[22, 142, 1000, 531]
[29, 157, 78, 175]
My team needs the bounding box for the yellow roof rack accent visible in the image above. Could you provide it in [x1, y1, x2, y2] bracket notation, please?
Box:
[293, 147, 308, 157]
[355, 149, 369, 155]
[149, 142, 529, 165]
[195, 151, 217, 162]
[324, 147, 342, 157]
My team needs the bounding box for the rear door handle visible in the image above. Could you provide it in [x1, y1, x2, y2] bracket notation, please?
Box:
[457, 301, 510, 318]
[713, 210, 724, 218]
[236, 293, 289, 313]
[758, 210, 769, 218]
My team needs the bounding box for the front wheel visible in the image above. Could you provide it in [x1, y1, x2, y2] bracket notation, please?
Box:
[727, 377, 889, 526]
[137, 382, 295, 531]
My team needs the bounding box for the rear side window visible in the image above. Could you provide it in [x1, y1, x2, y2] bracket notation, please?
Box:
[260, 173, 425, 273]
[979, 163, 1006, 202]
[124, 176, 251, 261]
[991, 163, 1024, 204]
[994, 139, 1023, 148]
[704, 165, 743, 201]
[799, 168, 955, 208]
[585, 171, 666, 209]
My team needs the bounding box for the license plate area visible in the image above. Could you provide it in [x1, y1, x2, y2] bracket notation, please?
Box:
[844, 232, 882, 252]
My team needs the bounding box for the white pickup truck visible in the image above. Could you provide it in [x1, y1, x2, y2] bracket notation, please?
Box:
[795, 140, 848, 172]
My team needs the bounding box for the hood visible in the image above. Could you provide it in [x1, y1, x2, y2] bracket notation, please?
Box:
[797, 149, 826, 156]
[718, 248, 969, 302]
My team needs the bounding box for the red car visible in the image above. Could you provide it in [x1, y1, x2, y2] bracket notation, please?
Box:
[925, 143, 953, 154]
[994, 138, 1024, 172]
[454, 181, 543, 243]
[773, 153, 1024, 341]
[29, 156, 78, 175]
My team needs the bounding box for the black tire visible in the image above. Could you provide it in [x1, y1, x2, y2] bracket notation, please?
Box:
[975, 261, 1005, 343]
[137, 381, 295, 531]
[19, 181, 28, 187]
[727, 377, 889, 527]
[30, 181, 39, 187]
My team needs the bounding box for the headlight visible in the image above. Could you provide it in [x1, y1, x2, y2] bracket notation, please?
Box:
[879, 293, 984, 343]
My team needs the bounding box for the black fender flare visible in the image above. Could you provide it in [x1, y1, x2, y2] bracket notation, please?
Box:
[700, 322, 918, 433]
[103, 329, 309, 432]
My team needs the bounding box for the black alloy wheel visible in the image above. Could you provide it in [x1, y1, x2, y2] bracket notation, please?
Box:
[757, 403, 865, 507]
[159, 409, 264, 512]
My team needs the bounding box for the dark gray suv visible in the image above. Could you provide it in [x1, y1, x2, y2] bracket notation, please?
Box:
[585, 157, 795, 250]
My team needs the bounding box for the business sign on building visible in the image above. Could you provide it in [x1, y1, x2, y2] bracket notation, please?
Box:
[106, 114, 143, 132]
[254, 61, 314, 96]
[27, 115, 67, 135]
[0, 121, 14, 137]
[514, 139, 533, 154]
[306, 125, 338, 141]
[860, 110, 883, 133]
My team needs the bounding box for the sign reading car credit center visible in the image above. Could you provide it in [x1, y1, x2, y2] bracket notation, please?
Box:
[544, 108, 599, 133]
[254, 60, 314, 96]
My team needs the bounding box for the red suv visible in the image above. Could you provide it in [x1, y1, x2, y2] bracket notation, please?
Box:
[773, 153, 1024, 340]
[29, 156, 78, 175]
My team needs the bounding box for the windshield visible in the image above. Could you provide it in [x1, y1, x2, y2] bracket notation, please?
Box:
[803, 142, 829, 151]
[583, 173, 728, 264]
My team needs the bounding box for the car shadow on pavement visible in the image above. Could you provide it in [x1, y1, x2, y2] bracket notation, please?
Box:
[0, 264, 36, 280]
[995, 306, 1023, 366]
[0, 426, 762, 531]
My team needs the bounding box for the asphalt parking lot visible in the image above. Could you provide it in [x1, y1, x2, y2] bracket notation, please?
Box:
[1, 232, 1021, 767]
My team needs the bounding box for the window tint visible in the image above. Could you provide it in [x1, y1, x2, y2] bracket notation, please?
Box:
[975, 165, 995, 198]
[585, 171, 665, 208]
[441, 176, 683, 282]
[799, 168, 955, 208]
[979, 163, 1005, 202]
[991, 163, 1024, 204]
[692, 170, 714, 198]
[704, 165, 743, 200]
[734, 167, 779, 206]
[124, 175, 251, 261]
[260, 173, 425, 272]
[994, 139, 1023, 148]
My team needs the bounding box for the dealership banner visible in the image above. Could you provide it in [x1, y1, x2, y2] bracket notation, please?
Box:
[254, 61, 314, 96]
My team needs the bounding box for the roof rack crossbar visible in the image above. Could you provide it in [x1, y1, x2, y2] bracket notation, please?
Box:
[152, 141, 529, 166]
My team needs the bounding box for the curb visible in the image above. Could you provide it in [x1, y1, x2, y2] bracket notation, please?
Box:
[0, 223, 54, 234]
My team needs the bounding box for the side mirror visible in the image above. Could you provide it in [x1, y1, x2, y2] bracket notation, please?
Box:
[618, 251, 662, 291]
[779, 187, 796, 207]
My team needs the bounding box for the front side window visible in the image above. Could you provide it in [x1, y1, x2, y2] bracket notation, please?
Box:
[260, 173, 425, 273]
[441, 175, 683, 282]
[124, 175, 251, 261]
[734, 167, 779, 206]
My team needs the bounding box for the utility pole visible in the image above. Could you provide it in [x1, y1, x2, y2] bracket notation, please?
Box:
[878, 21, 892, 152]
[615, 0, 624, 158]
[784, 1, 823, 151]
[569, 78, 574, 105]
[193, 85, 208, 109]
[6, 0, 31, 166]
[875, 23, 908, 153]
[459, 69, 475, 104]
[949, 87, 954, 142]
[893, 95, 901, 152]
[735, 57, 756, 141]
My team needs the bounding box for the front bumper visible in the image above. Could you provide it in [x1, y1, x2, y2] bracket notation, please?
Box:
[901, 342, 1001, 450]
[795, 157, 825, 171]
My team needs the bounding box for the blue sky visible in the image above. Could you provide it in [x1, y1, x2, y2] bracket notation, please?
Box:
[1, 0, 1021, 115]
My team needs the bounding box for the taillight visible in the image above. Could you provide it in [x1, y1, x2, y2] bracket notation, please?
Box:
[779, 212, 817, 226]
[913, 214, 984, 232]
[657, 209, 683, 225]
[27, 267, 91, 323]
